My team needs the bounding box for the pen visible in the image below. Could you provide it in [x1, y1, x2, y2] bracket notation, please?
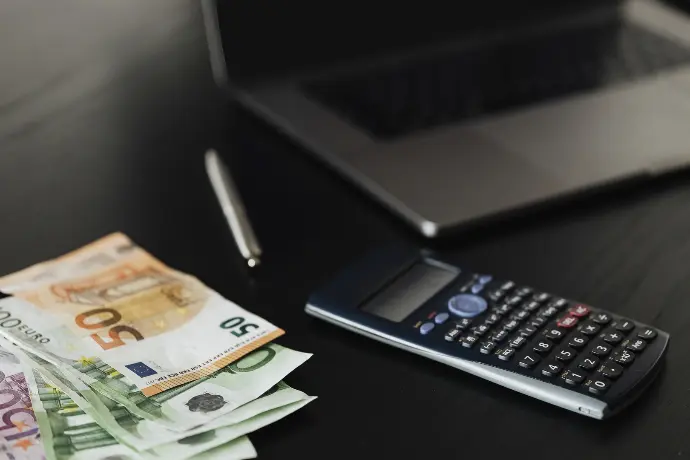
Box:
[205, 149, 262, 268]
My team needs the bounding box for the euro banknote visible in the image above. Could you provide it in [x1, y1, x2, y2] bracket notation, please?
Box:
[0, 302, 310, 432]
[0, 347, 45, 460]
[0, 233, 283, 396]
[25, 362, 314, 460]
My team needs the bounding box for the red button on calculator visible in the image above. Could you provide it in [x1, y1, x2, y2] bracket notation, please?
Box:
[557, 316, 579, 328]
[569, 305, 590, 317]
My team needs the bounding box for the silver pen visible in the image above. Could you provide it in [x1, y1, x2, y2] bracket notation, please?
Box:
[205, 149, 262, 267]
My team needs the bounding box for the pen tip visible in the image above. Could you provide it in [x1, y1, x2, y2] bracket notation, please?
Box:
[247, 258, 259, 268]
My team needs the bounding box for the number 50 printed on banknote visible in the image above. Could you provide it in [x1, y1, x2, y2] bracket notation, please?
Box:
[0, 233, 284, 396]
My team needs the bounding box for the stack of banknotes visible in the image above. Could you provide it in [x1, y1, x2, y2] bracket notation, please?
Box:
[0, 233, 314, 459]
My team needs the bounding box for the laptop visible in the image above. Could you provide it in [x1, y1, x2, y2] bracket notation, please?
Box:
[202, 0, 690, 237]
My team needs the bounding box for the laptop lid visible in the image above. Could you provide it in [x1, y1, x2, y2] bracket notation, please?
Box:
[213, 0, 622, 85]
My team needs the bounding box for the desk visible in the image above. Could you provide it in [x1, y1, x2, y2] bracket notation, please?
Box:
[1, 1, 690, 459]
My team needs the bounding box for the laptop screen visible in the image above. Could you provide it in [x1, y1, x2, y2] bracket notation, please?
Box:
[215, 0, 622, 82]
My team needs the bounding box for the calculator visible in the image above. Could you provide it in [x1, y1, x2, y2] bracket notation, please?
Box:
[306, 246, 669, 419]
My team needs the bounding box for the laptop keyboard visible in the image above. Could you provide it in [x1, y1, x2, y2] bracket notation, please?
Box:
[303, 22, 690, 139]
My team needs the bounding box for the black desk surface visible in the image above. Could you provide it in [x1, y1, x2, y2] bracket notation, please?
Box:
[2, 1, 690, 459]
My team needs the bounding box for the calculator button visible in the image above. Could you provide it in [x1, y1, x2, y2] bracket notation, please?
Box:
[497, 347, 516, 361]
[492, 330, 509, 343]
[530, 317, 546, 328]
[457, 318, 473, 329]
[519, 353, 541, 369]
[600, 363, 624, 379]
[500, 281, 516, 291]
[461, 335, 479, 348]
[590, 341, 613, 357]
[485, 313, 501, 325]
[488, 290, 504, 302]
[479, 341, 496, 355]
[612, 349, 635, 366]
[569, 305, 590, 317]
[509, 336, 528, 349]
[592, 312, 612, 325]
[533, 340, 553, 354]
[478, 275, 493, 284]
[544, 328, 565, 342]
[547, 298, 568, 310]
[516, 287, 533, 297]
[503, 320, 520, 332]
[419, 323, 435, 335]
[637, 328, 657, 341]
[585, 377, 610, 395]
[524, 301, 541, 312]
[448, 294, 488, 318]
[541, 361, 563, 377]
[578, 356, 599, 370]
[568, 334, 589, 349]
[519, 326, 537, 338]
[555, 349, 576, 362]
[533, 292, 551, 303]
[615, 319, 635, 332]
[626, 338, 646, 352]
[602, 331, 623, 345]
[511, 310, 530, 321]
[445, 327, 463, 342]
[563, 370, 586, 385]
[498, 304, 513, 315]
[506, 296, 523, 306]
[470, 283, 485, 294]
[556, 316, 578, 329]
[472, 324, 491, 336]
[434, 313, 450, 325]
[580, 323, 601, 336]
[539, 306, 559, 318]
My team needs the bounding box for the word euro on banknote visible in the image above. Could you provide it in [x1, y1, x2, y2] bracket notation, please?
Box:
[0, 346, 45, 460]
[0, 233, 284, 396]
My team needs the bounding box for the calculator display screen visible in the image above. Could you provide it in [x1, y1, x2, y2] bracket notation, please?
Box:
[361, 262, 457, 322]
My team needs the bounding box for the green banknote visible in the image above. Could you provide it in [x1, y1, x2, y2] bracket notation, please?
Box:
[25, 364, 314, 460]
[193, 436, 256, 460]
[24, 347, 311, 452]
[0, 301, 310, 432]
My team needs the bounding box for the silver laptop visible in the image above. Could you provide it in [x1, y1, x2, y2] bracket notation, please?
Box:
[203, 0, 690, 237]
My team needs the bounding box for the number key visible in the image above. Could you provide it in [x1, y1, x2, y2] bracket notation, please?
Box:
[541, 361, 563, 377]
[518, 353, 541, 369]
[563, 370, 586, 385]
[544, 328, 565, 342]
[533, 340, 553, 354]
[568, 334, 589, 349]
[555, 348, 576, 362]
[584, 377, 611, 395]
[578, 356, 599, 370]
[590, 341, 612, 357]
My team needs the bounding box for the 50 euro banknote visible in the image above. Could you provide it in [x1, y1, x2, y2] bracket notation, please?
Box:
[0, 298, 310, 432]
[0, 233, 283, 396]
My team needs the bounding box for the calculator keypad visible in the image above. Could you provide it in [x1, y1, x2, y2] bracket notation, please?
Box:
[416, 271, 663, 402]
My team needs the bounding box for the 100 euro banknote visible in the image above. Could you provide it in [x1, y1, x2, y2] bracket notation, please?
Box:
[0, 233, 283, 396]
[0, 300, 310, 432]
[23, 359, 314, 460]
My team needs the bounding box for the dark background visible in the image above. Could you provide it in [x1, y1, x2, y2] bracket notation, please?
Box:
[2, 1, 690, 458]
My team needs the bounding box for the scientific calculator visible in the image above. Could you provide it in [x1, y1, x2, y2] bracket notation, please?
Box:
[306, 247, 669, 419]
